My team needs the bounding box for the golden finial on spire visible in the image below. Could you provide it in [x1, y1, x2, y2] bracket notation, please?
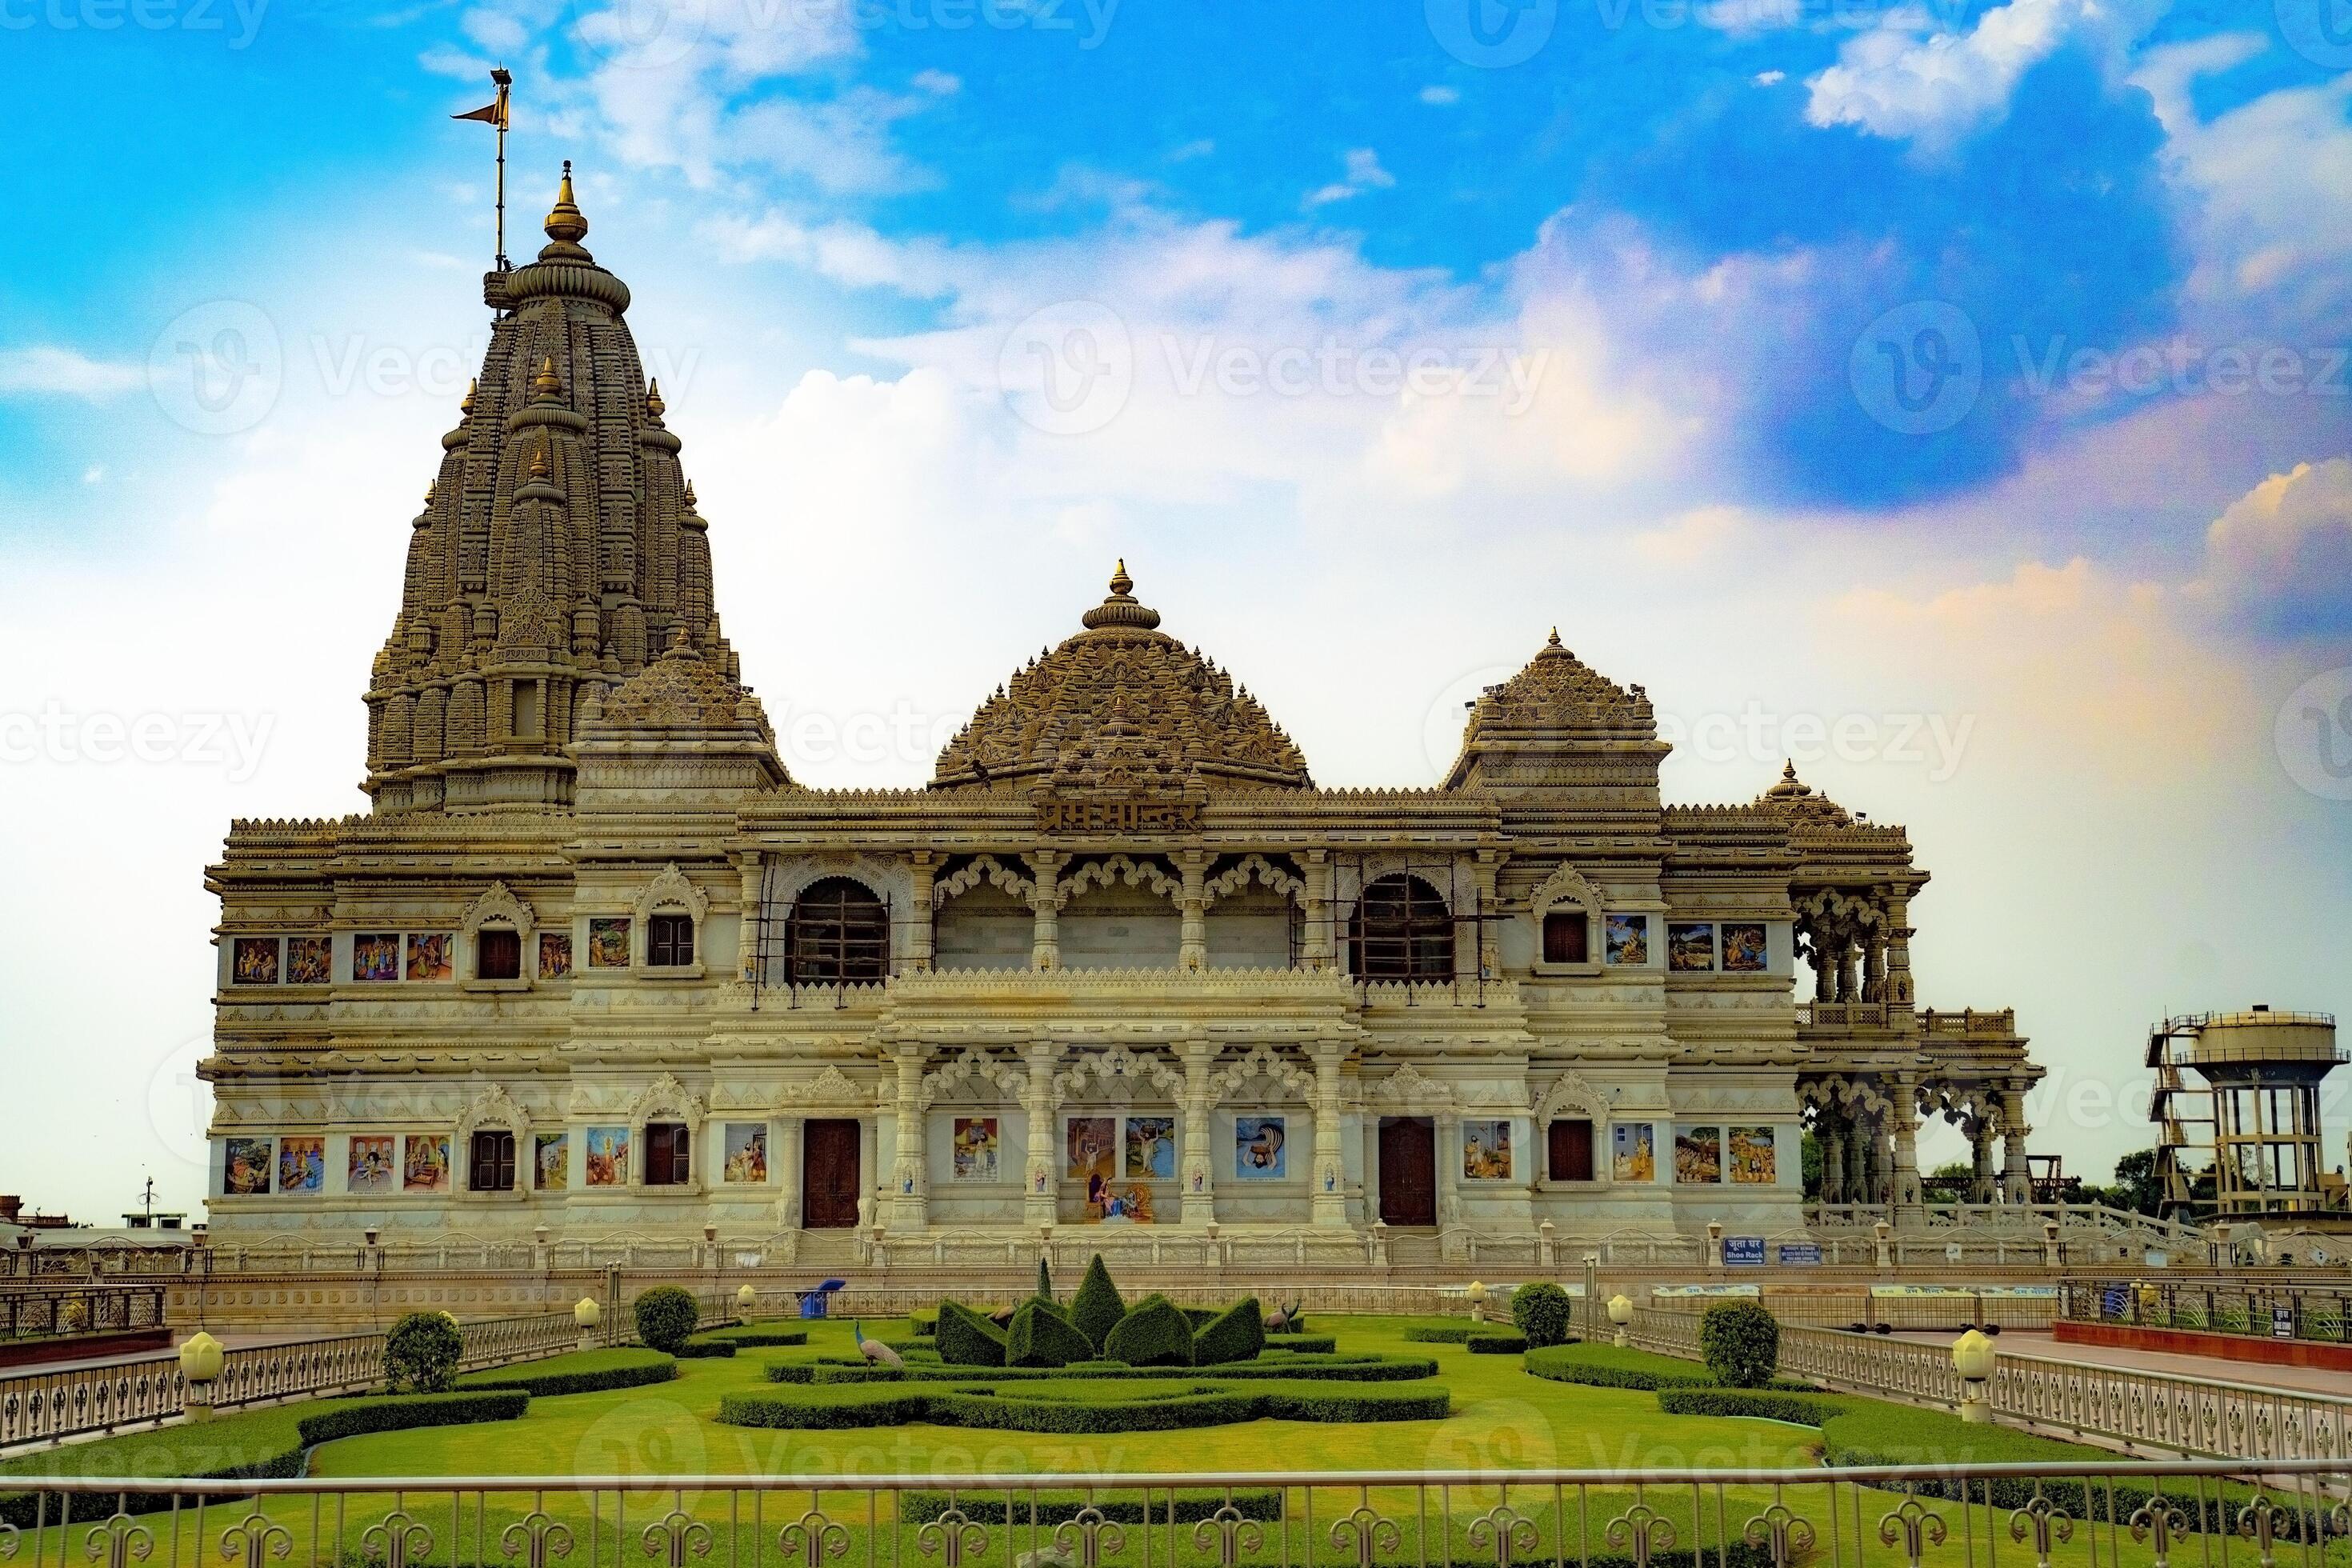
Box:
[1547, 626, 1561, 647]
[460, 378, 477, 414]
[683, 480, 698, 509]
[527, 438, 550, 479]
[543, 159, 589, 247]
[533, 356, 562, 400]
[646, 378, 665, 418]
[425, 482, 437, 505]
[1109, 558, 1133, 597]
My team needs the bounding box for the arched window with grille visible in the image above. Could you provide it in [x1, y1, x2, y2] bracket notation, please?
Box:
[786, 877, 890, 985]
[1347, 874, 1454, 982]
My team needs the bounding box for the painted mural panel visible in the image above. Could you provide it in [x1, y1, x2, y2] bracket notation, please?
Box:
[1462, 1120, 1514, 1179]
[951, 1117, 999, 1181]
[232, 937, 279, 984]
[1674, 1125, 1722, 1184]
[538, 933, 572, 979]
[348, 1136, 396, 1193]
[223, 1138, 272, 1195]
[534, 1132, 568, 1190]
[1604, 914, 1649, 965]
[352, 934, 400, 982]
[585, 1127, 630, 1186]
[1720, 923, 1767, 973]
[403, 1134, 450, 1192]
[1234, 1115, 1287, 1178]
[286, 935, 333, 983]
[587, 919, 630, 968]
[1065, 1117, 1114, 1183]
[1666, 922, 1716, 972]
[405, 933, 454, 982]
[723, 1124, 769, 1183]
[277, 1137, 325, 1194]
[1123, 1115, 1176, 1179]
[1729, 1126, 1777, 1184]
[1611, 1122, 1655, 1182]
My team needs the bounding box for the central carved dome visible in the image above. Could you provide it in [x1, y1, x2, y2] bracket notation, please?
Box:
[930, 563, 1312, 794]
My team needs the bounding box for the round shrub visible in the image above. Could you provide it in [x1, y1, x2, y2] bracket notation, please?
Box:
[1102, 1296, 1194, 1367]
[1072, 1255, 1126, 1353]
[382, 1310, 464, 1394]
[1698, 1299, 1779, 1389]
[633, 1286, 700, 1354]
[1510, 1282, 1574, 1349]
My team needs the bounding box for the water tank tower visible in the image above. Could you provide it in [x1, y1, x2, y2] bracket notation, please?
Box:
[2149, 1006, 2344, 1220]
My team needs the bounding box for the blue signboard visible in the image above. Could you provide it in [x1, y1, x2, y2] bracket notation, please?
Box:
[1778, 1242, 1822, 1266]
[1722, 1235, 1766, 1266]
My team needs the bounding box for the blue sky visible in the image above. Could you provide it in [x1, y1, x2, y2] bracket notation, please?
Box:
[4, 0, 2352, 1216]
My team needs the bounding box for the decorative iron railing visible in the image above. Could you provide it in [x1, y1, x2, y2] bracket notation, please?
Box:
[0, 1286, 166, 1342]
[2066, 1278, 2352, 1342]
[2, 1463, 2349, 1568]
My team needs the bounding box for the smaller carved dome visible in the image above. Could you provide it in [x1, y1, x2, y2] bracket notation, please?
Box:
[1756, 760, 1854, 827]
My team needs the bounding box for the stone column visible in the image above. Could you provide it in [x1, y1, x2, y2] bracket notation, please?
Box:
[1437, 1107, 1463, 1230]
[1312, 1044, 1350, 1227]
[1302, 850, 1334, 970]
[1178, 850, 1208, 972]
[1862, 934, 1886, 1004]
[1882, 883, 1917, 1018]
[1834, 935, 1858, 1003]
[1022, 1042, 1060, 1226]
[1821, 1122, 1846, 1205]
[1970, 1112, 1996, 1203]
[1890, 1077, 1922, 1214]
[890, 1049, 929, 1230]
[858, 1118, 880, 1228]
[907, 851, 936, 972]
[1847, 1120, 1872, 1205]
[1180, 1038, 1217, 1225]
[1027, 852, 1066, 971]
[1474, 851, 1502, 981]
[2000, 1085, 2034, 1203]
[778, 1117, 805, 1228]
[734, 851, 764, 984]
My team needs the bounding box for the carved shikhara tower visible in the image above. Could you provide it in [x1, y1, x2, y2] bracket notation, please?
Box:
[202, 175, 2042, 1270]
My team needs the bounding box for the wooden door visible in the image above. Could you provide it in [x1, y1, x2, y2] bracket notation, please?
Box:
[1547, 1118, 1594, 1182]
[1378, 1117, 1437, 1226]
[802, 1119, 862, 1228]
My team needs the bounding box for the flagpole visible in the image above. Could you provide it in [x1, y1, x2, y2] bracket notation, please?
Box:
[491, 66, 512, 272]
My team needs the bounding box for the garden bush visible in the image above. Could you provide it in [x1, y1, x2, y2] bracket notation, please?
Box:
[1193, 1297, 1266, 1365]
[911, 1309, 939, 1336]
[1511, 1282, 1575, 1349]
[1698, 1300, 1779, 1388]
[1656, 1388, 1841, 1425]
[1523, 1342, 1814, 1394]
[382, 1310, 465, 1394]
[674, 1338, 738, 1358]
[462, 1350, 678, 1397]
[1008, 1298, 1096, 1367]
[632, 1286, 700, 1354]
[1466, 1330, 1529, 1354]
[2216, 1301, 2251, 1334]
[937, 1300, 1010, 1367]
[1072, 1254, 1127, 1351]
[1103, 1295, 1195, 1366]
[1259, 1334, 1337, 1354]
[1402, 1324, 1478, 1344]
[717, 1375, 1447, 1433]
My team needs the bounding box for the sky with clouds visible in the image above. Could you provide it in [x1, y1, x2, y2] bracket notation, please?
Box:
[2, 0, 2350, 1219]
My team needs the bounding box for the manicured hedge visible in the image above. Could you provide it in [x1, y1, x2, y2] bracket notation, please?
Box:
[770, 1351, 1434, 1386]
[1008, 1298, 1096, 1368]
[675, 1339, 738, 1358]
[901, 1489, 1283, 1526]
[462, 1350, 678, 1397]
[911, 1310, 938, 1336]
[1103, 1295, 1195, 1367]
[1072, 1255, 1127, 1351]
[1402, 1324, 1478, 1343]
[1193, 1297, 1266, 1365]
[937, 1300, 1010, 1367]
[694, 1324, 810, 1348]
[1466, 1331, 1530, 1354]
[1259, 1335, 1337, 1354]
[718, 1376, 1447, 1434]
[1656, 1389, 1842, 1426]
[1523, 1343, 1813, 1393]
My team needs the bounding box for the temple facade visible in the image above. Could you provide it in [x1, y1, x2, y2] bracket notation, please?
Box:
[198, 173, 2043, 1268]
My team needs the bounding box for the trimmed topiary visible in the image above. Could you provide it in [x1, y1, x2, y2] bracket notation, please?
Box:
[1037, 1258, 1054, 1302]
[1071, 1254, 1126, 1352]
[1698, 1299, 1780, 1389]
[382, 1310, 465, 1394]
[632, 1286, 701, 1354]
[936, 1301, 1010, 1367]
[1007, 1298, 1096, 1367]
[1194, 1298, 1266, 1365]
[1103, 1295, 1194, 1367]
[1467, 1330, 1529, 1354]
[1510, 1282, 1574, 1349]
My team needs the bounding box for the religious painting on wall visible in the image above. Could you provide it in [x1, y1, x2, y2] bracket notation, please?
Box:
[952, 1118, 999, 1181]
[1611, 1122, 1655, 1182]
[348, 1135, 395, 1193]
[403, 1134, 450, 1191]
[538, 933, 572, 979]
[1234, 1116, 1286, 1178]
[223, 1138, 272, 1195]
[405, 933, 453, 982]
[1066, 1116, 1115, 1210]
[1091, 1184, 1156, 1223]
[286, 935, 333, 983]
[233, 937, 279, 984]
[277, 1137, 324, 1194]
[1666, 922, 1716, 972]
[585, 1127, 630, 1186]
[352, 934, 400, 982]
[1604, 914, 1649, 965]
[1462, 1120, 1513, 1180]
[723, 1124, 769, 1183]
[534, 1132, 568, 1190]
[1720, 923, 1768, 973]
[1124, 1116, 1176, 1179]
[1729, 1126, 1776, 1184]
[588, 919, 630, 969]
[1674, 1125, 1722, 1184]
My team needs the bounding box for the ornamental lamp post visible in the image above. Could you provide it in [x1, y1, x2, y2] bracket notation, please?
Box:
[1583, 1252, 1599, 1340]
[574, 1294, 602, 1354]
[1952, 1327, 1996, 1424]
[1608, 1293, 1634, 1348]
[737, 1282, 758, 1318]
[178, 1330, 226, 1423]
[1466, 1281, 1488, 1324]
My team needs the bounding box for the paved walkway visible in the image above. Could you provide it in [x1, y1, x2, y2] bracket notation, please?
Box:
[1892, 1329, 2352, 1398]
[2, 1330, 311, 1378]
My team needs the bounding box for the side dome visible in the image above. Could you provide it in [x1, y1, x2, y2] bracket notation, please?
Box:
[931, 562, 1312, 793]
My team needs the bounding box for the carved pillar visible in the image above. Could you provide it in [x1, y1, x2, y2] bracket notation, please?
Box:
[1882, 883, 1917, 1019]
[1180, 1038, 1217, 1225]
[734, 851, 763, 984]
[1821, 1121, 1846, 1205]
[1027, 851, 1066, 971]
[1178, 850, 1208, 972]
[778, 1117, 805, 1229]
[1834, 934, 1858, 1004]
[1023, 1042, 1060, 1226]
[2000, 1085, 2033, 1203]
[1302, 850, 1334, 970]
[890, 1049, 929, 1230]
[1847, 1118, 1872, 1205]
[857, 1117, 879, 1229]
[1862, 934, 1886, 1004]
[1970, 1110, 1995, 1203]
[1437, 1106, 1463, 1234]
[1312, 1044, 1350, 1227]
[1473, 850, 1502, 980]
[1890, 1076, 1922, 1215]
[907, 851, 936, 973]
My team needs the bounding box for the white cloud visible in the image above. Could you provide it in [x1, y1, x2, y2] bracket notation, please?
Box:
[1420, 85, 1460, 105]
[1304, 147, 1396, 208]
[0, 346, 144, 400]
[1168, 138, 1215, 162]
[1752, 70, 1784, 86]
[2191, 458, 2352, 635]
[910, 68, 961, 95]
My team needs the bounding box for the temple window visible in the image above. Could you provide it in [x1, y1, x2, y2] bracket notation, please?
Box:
[1547, 1118, 1594, 1181]
[647, 913, 695, 968]
[468, 1130, 517, 1192]
[1541, 910, 1589, 965]
[1349, 874, 1453, 981]
[645, 1122, 692, 1186]
[786, 878, 890, 983]
[477, 926, 522, 981]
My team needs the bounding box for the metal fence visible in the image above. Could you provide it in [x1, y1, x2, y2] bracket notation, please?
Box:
[0, 1287, 166, 1342]
[4, 1462, 2350, 1568]
[2065, 1279, 2352, 1343]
